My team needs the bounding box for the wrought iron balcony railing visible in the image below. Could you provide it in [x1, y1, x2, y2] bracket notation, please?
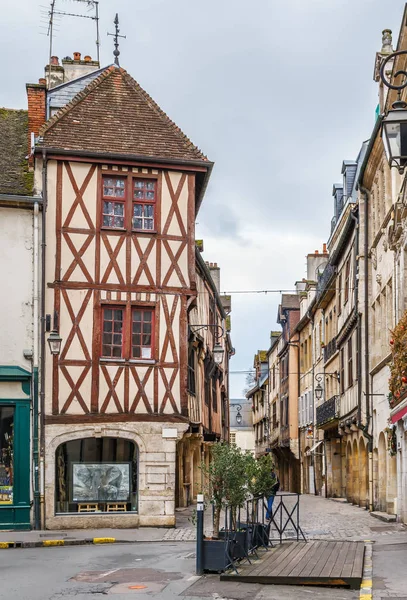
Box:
[316, 395, 340, 427]
[323, 337, 337, 363]
[316, 264, 336, 300]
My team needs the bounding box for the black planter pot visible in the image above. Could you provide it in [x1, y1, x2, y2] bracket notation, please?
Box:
[202, 539, 232, 572]
[251, 522, 270, 548]
[218, 529, 250, 560]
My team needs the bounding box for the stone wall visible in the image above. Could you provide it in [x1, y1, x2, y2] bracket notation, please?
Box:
[44, 421, 188, 529]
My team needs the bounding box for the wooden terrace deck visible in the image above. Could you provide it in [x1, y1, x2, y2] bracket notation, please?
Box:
[220, 540, 365, 589]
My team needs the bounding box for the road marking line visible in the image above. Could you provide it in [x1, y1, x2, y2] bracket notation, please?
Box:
[95, 568, 120, 579]
[93, 537, 116, 544]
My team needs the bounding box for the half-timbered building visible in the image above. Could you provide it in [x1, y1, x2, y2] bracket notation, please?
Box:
[27, 56, 231, 528]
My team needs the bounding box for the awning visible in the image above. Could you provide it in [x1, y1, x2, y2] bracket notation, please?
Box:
[305, 440, 323, 456]
[391, 404, 407, 424]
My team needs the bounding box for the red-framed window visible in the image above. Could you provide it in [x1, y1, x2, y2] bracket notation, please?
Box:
[131, 308, 154, 359]
[101, 305, 155, 360]
[102, 177, 126, 228]
[102, 307, 124, 358]
[101, 176, 157, 231]
[132, 180, 156, 231]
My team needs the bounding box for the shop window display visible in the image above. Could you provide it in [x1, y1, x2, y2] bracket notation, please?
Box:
[55, 437, 138, 513]
[0, 407, 14, 505]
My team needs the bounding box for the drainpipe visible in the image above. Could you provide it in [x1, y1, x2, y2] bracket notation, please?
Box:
[33, 202, 40, 530]
[359, 186, 373, 512]
[349, 209, 361, 423]
[40, 149, 48, 527]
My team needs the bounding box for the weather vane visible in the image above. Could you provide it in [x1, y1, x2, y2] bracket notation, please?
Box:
[107, 13, 126, 66]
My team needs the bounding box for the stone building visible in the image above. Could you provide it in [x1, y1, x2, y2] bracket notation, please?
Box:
[229, 399, 255, 453]
[0, 109, 40, 530]
[296, 248, 329, 496]
[358, 27, 400, 518]
[275, 295, 301, 492]
[247, 351, 269, 458]
[267, 332, 282, 464]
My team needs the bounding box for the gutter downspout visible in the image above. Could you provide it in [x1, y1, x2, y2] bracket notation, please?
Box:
[359, 185, 374, 512]
[350, 210, 362, 423]
[40, 149, 48, 527]
[33, 202, 40, 530]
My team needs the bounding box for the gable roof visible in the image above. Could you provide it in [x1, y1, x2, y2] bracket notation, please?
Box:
[0, 109, 33, 195]
[38, 65, 209, 164]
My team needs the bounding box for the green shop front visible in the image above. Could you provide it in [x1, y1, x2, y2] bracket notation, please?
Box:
[0, 367, 31, 530]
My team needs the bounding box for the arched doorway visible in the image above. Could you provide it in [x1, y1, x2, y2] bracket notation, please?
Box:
[55, 437, 138, 513]
[303, 447, 311, 494]
[388, 454, 397, 514]
[378, 432, 387, 512]
[346, 441, 353, 502]
[192, 447, 201, 501]
[352, 439, 359, 505]
[359, 438, 368, 508]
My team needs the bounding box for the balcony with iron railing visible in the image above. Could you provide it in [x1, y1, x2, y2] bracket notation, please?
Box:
[316, 264, 336, 301]
[316, 395, 340, 428]
[323, 337, 337, 363]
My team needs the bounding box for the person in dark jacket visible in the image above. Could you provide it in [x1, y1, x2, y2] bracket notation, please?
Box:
[266, 469, 280, 520]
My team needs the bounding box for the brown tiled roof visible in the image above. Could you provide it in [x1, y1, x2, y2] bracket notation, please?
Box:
[39, 66, 209, 163]
[0, 109, 33, 195]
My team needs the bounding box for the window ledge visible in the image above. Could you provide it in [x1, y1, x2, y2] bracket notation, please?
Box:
[101, 226, 126, 232]
[129, 359, 156, 365]
[132, 230, 157, 235]
[100, 358, 126, 363]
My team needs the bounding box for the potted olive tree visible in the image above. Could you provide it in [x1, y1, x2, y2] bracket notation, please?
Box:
[200, 442, 250, 571]
[246, 452, 276, 548]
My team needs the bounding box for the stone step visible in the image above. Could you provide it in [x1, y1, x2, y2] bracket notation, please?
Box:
[370, 511, 397, 523]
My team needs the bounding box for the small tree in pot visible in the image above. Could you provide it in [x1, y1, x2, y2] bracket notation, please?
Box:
[201, 442, 249, 538]
[245, 453, 276, 547]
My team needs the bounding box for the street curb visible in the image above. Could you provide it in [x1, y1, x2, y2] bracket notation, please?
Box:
[359, 541, 373, 600]
[0, 537, 196, 549]
[0, 537, 119, 549]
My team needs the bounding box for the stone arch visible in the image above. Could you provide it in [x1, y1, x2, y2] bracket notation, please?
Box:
[346, 441, 353, 502]
[46, 425, 147, 456]
[387, 453, 397, 514]
[303, 447, 311, 494]
[191, 446, 201, 501]
[54, 435, 139, 514]
[378, 431, 387, 512]
[352, 439, 360, 505]
[359, 437, 368, 508]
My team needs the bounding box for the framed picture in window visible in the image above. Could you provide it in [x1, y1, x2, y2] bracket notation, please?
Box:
[72, 462, 131, 503]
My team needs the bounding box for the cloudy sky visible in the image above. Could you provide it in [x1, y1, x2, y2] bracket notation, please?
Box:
[2, 0, 406, 397]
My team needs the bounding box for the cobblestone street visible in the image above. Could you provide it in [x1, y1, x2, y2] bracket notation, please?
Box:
[163, 494, 406, 542]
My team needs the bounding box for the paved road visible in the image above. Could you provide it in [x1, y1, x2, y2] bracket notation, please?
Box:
[0, 541, 360, 600]
[169, 494, 406, 541]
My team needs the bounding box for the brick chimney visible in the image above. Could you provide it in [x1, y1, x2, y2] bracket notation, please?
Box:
[26, 79, 47, 164]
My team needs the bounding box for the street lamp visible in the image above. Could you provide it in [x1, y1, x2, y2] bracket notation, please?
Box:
[380, 50, 407, 173]
[213, 342, 224, 365]
[189, 324, 225, 365]
[314, 372, 340, 401]
[235, 404, 243, 425]
[47, 330, 62, 355]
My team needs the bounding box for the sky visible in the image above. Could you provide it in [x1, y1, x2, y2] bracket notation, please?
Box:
[2, 0, 406, 398]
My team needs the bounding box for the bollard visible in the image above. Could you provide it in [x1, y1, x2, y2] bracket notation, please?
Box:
[196, 493, 204, 575]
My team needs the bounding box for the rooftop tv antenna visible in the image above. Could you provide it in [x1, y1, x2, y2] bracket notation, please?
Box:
[42, 0, 100, 87]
